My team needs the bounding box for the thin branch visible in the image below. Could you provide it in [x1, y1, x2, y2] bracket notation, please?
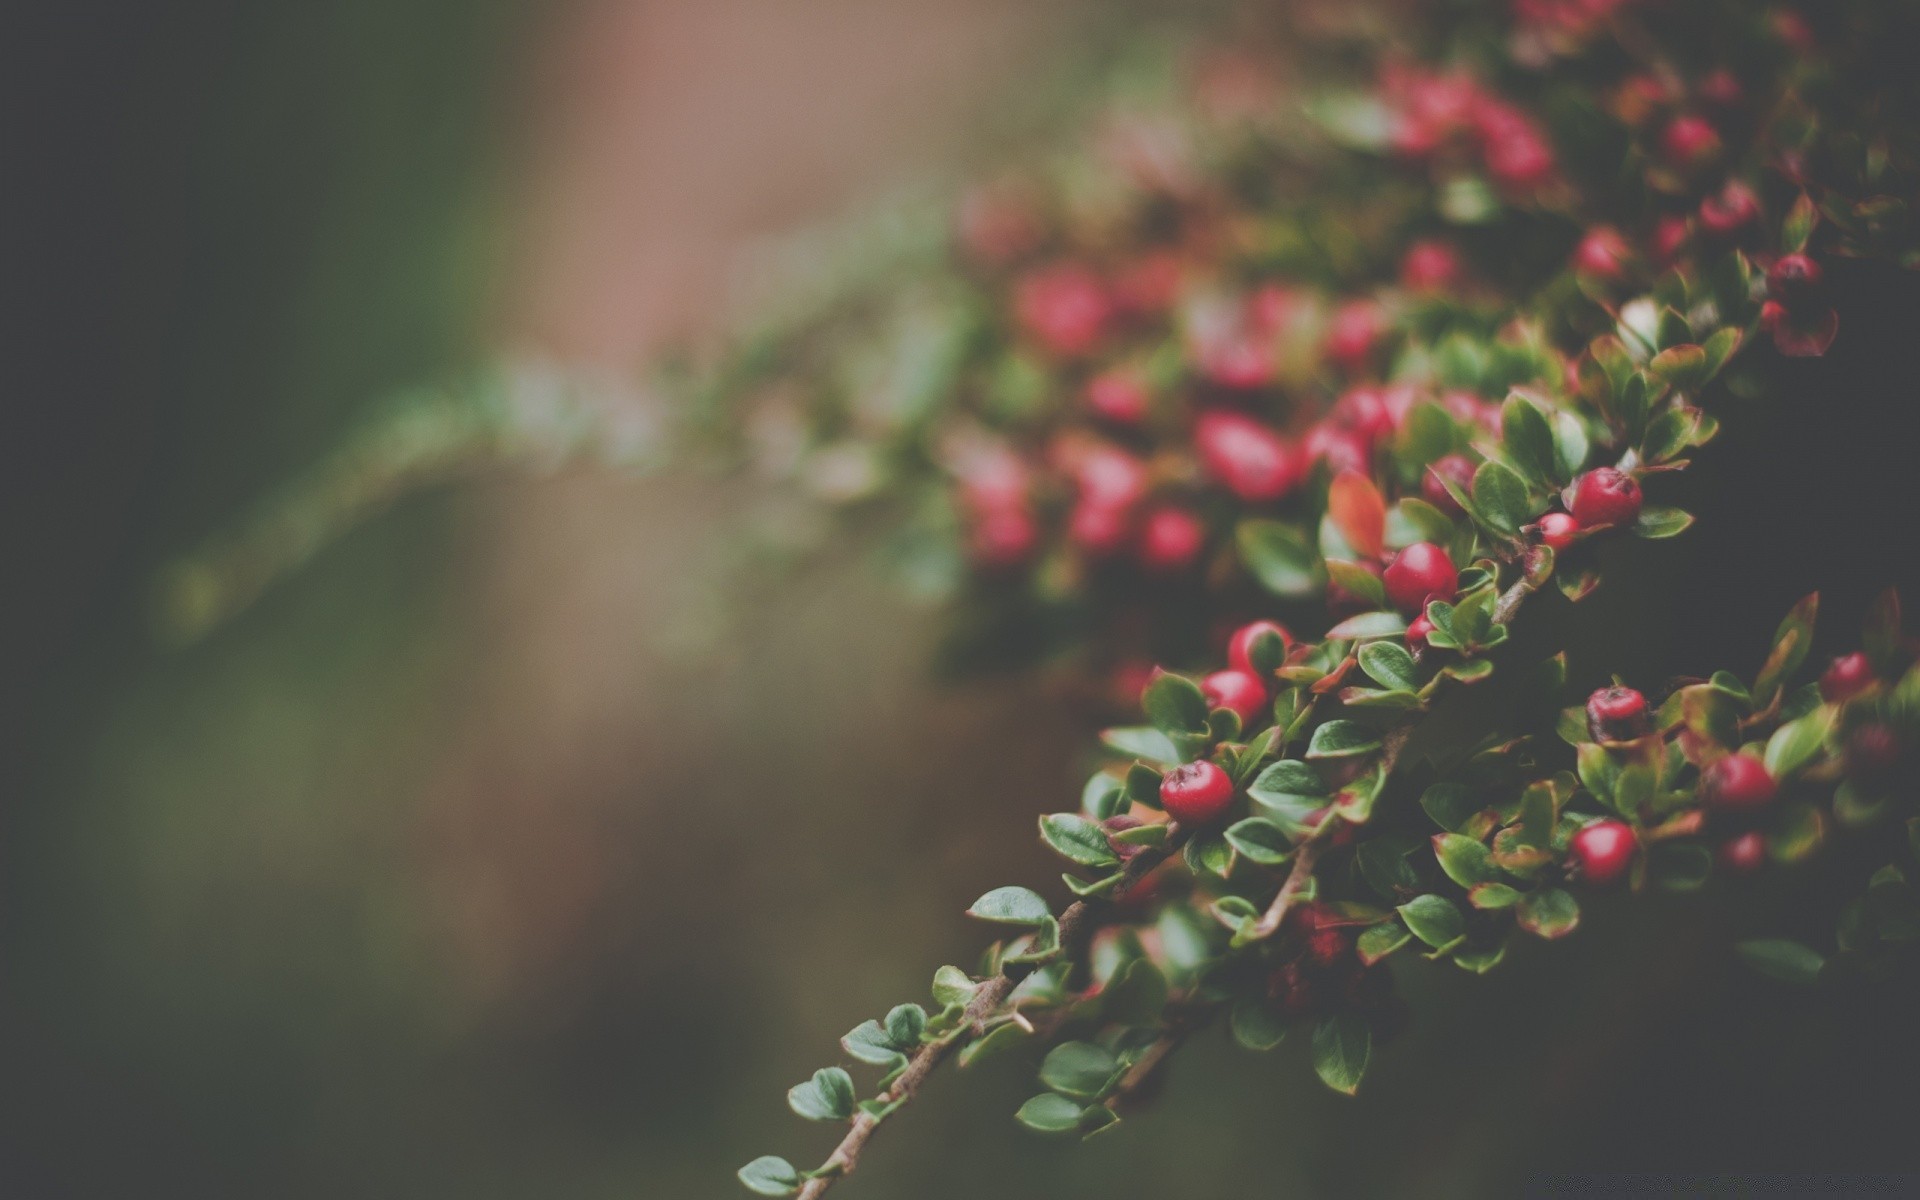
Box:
[795, 825, 1188, 1199]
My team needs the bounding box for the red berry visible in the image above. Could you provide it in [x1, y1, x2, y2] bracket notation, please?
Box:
[1202, 669, 1269, 729]
[1422, 454, 1476, 516]
[1573, 225, 1630, 280]
[1406, 612, 1435, 651]
[1137, 506, 1206, 573]
[1325, 299, 1383, 373]
[1400, 240, 1462, 293]
[1382, 542, 1459, 614]
[1306, 425, 1371, 478]
[1698, 181, 1761, 240]
[1848, 723, 1903, 782]
[1820, 652, 1875, 703]
[968, 505, 1038, 568]
[1073, 444, 1148, 510]
[1699, 754, 1777, 813]
[1068, 499, 1132, 556]
[1650, 215, 1691, 266]
[1228, 620, 1292, 676]
[1194, 410, 1304, 502]
[1159, 760, 1237, 825]
[1569, 467, 1643, 528]
[1717, 831, 1766, 875]
[1479, 110, 1556, 191]
[1767, 254, 1824, 304]
[1013, 263, 1112, 358]
[1659, 114, 1721, 168]
[1085, 369, 1150, 424]
[1570, 819, 1637, 886]
[1696, 69, 1745, 112]
[1586, 685, 1651, 742]
[1537, 511, 1580, 551]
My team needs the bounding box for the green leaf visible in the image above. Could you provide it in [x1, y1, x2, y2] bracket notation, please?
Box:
[1469, 460, 1532, 537]
[1102, 957, 1168, 1026]
[1144, 671, 1209, 734]
[1039, 1041, 1120, 1100]
[885, 1004, 927, 1048]
[1326, 611, 1409, 640]
[1701, 326, 1742, 378]
[1501, 394, 1560, 485]
[1647, 844, 1712, 891]
[1101, 726, 1180, 764]
[1632, 506, 1694, 540]
[1398, 894, 1466, 948]
[1357, 835, 1421, 899]
[1311, 1014, 1372, 1095]
[1326, 559, 1387, 608]
[1307, 720, 1383, 759]
[842, 1021, 902, 1066]
[1468, 882, 1522, 909]
[1248, 759, 1328, 835]
[967, 886, 1052, 926]
[1224, 816, 1294, 866]
[1783, 192, 1817, 253]
[1432, 833, 1499, 887]
[1356, 922, 1412, 965]
[931, 965, 976, 1008]
[1305, 91, 1394, 149]
[1649, 344, 1709, 390]
[738, 1156, 803, 1196]
[1736, 938, 1825, 985]
[1576, 742, 1619, 808]
[1237, 520, 1322, 597]
[1420, 782, 1483, 833]
[1515, 888, 1580, 939]
[1753, 593, 1820, 701]
[1040, 814, 1122, 868]
[1764, 707, 1833, 779]
[1553, 409, 1591, 481]
[957, 1018, 1032, 1069]
[1015, 1093, 1088, 1134]
[788, 1067, 856, 1121]
[1358, 641, 1419, 692]
[1082, 773, 1125, 820]
[1230, 1001, 1288, 1052]
[1125, 762, 1163, 806]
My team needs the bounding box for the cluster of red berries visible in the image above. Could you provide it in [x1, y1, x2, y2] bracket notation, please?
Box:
[1381, 64, 1558, 195]
[1266, 902, 1403, 1028]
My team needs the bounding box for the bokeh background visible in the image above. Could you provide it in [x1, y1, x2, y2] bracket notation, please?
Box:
[10, 3, 1920, 1197]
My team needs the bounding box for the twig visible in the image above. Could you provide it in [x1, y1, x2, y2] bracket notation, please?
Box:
[795, 825, 1188, 1199]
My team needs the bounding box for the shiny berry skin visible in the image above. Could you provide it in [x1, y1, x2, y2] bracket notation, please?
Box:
[1767, 253, 1823, 304]
[1202, 669, 1269, 729]
[1085, 369, 1150, 424]
[1400, 240, 1461, 293]
[1569, 467, 1643, 528]
[1573, 225, 1629, 280]
[1537, 511, 1580, 551]
[1717, 831, 1767, 875]
[1659, 114, 1721, 168]
[1194, 410, 1304, 502]
[1137, 506, 1206, 573]
[1013, 263, 1111, 357]
[1159, 760, 1237, 825]
[1406, 612, 1435, 651]
[1422, 454, 1476, 516]
[1382, 542, 1459, 614]
[1570, 820, 1637, 886]
[1697, 181, 1760, 240]
[1820, 652, 1875, 703]
[1699, 754, 1777, 813]
[1586, 685, 1651, 742]
[1228, 620, 1292, 676]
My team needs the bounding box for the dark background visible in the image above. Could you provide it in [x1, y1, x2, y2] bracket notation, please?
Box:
[7, 4, 1919, 1197]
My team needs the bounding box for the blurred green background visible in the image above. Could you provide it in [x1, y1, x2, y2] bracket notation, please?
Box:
[9, 3, 1920, 1198]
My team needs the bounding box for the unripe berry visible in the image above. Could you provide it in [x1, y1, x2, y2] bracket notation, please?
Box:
[1659, 113, 1721, 168]
[1382, 542, 1459, 614]
[1227, 620, 1292, 676]
[1717, 831, 1767, 875]
[1422, 454, 1476, 516]
[1085, 368, 1150, 424]
[1159, 760, 1236, 825]
[1572, 225, 1630, 280]
[1202, 669, 1269, 729]
[1570, 819, 1636, 886]
[1194, 410, 1304, 502]
[1537, 511, 1580, 551]
[1406, 612, 1435, 651]
[1820, 652, 1875, 703]
[1586, 685, 1651, 742]
[1767, 254, 1823, 304]
[1699, 754, 1777, 813]
[1569, 467, 1642, 528]
[1137, 506, 1207, 573]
